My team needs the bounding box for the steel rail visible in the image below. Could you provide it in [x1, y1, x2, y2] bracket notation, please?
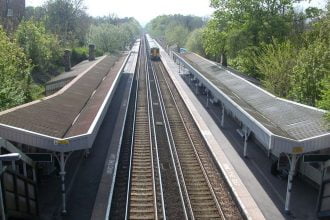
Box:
[156, 62, 226, 219]
[126, 38, 158, 219]
[123, 40, 142, 220]
[149, 60, 193, 219]
[145, 44, 167, 219]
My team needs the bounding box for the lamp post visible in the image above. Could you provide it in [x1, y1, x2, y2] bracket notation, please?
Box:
[0, 153, 21, 220]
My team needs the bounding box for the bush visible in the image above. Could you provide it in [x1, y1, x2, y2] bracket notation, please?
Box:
[15, 21, 62, 82]
[0, 27, 32, 110]
[71, 47, 88, 65]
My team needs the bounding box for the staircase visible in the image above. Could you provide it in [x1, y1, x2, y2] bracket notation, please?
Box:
[0, 138, 38, 219]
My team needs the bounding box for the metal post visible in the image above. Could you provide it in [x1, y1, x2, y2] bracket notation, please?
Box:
[243, 133, 248, 158]
[0, 163, 5, 220]
[268, 136, 272, 158]
[32, 169, 36, 182]
[285, 154, 298, 214]
[206, 91, 209, 108]
[59, 152, 67, 214]
[23, 163, 27, 177]
[11, 161, 15, 171]
[221, 103, 225, 127]
[316, 162, 326, 212]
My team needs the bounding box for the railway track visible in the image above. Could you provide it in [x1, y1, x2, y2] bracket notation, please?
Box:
[109, 52, 139, 220]
[110, 36, 241, 219]
[127, 38, 161, 219]
[152, 61, 224, 219]
[154, 61, 242, 219]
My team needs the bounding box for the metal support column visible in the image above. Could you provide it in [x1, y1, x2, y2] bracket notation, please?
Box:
[54, 151, 72, 214]
[243, 128, 251, 158]
[243, 134, 248, 158]
[206, 91, 209, 108]
[0, 162, 5, 220]
[285, 154, 298, 214]
[60, 152, 67, 214]
[221, 103, 225, 127]
[268, 136, 272, 158]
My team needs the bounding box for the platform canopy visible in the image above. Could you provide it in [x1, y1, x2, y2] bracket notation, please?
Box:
[174, 52, 329, 155]
[0, 54, 129, 152]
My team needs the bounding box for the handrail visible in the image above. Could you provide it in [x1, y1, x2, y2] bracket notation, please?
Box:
[0, 138, 35, 168]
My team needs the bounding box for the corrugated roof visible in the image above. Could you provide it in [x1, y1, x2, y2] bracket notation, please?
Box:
[46, 59, 96, 85]
[182, 52, 328, 140]
[0, 55, 124, 138]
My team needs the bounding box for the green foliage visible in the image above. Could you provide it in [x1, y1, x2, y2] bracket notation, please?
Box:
[229, 46, 259, 78]
[202, 19, 227, 61]
[45, 0, 90, 46]
[87, 18, 141, 53]
[206, 0, 295, 75]
[202, 0, 330, 115]
[185, 28, 206, 56]
[317, 77, 330, 127]
[24, 6, 47, 22]
[71, 47, 88, 65]
[318, 77, 330, 110]
[256, 39, 296, 97]
[0, 27, 32, 110]
[15, 21, 62, 83]
[147, 15, 206, 49]
[290, 38, 330, 106]
[165, 25, 189, 48]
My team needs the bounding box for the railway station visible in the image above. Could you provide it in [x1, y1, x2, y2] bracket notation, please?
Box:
[0, 34, 328, 220]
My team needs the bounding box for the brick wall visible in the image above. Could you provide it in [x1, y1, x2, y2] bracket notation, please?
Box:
[0, 0, 25, 30]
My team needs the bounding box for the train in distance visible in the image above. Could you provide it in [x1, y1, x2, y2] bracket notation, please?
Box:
[149, 39, 160, 61]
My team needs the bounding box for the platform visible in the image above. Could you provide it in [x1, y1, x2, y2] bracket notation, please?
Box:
[0, 54, 129, 152]
[159, 46, 266, 219]
[173, 52, 329, 157]
[38, 41, 140, 219]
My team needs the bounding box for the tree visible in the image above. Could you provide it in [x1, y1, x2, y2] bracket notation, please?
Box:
[0, 27, 32, 110]
[45, 0, 90, 46]
[317, 77, 330, 127]
[87, 18, 141, 53]
[165, 25, 189, 48]
[24, 6, 47, 22]
[290, 38, 330, 106]
[146, 15, 206, 48]
[15, 21, 62, 83]
[202, 19, 227, 62]
[256, 39, 296, 97]
[185, 28, 206, 56]
[206, 0, 295, 73]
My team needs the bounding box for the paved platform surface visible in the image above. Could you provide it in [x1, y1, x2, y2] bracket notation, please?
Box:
[161, 50, 319, 219]
[161, 51, 265, 219]
[38, 74, 131, 219]
[91, 73, 134, 219]
[182, 75, 319, 220]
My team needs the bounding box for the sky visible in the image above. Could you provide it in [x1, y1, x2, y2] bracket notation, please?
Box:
[26, 0, 328, 26]
[26, 0, 214, 26]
